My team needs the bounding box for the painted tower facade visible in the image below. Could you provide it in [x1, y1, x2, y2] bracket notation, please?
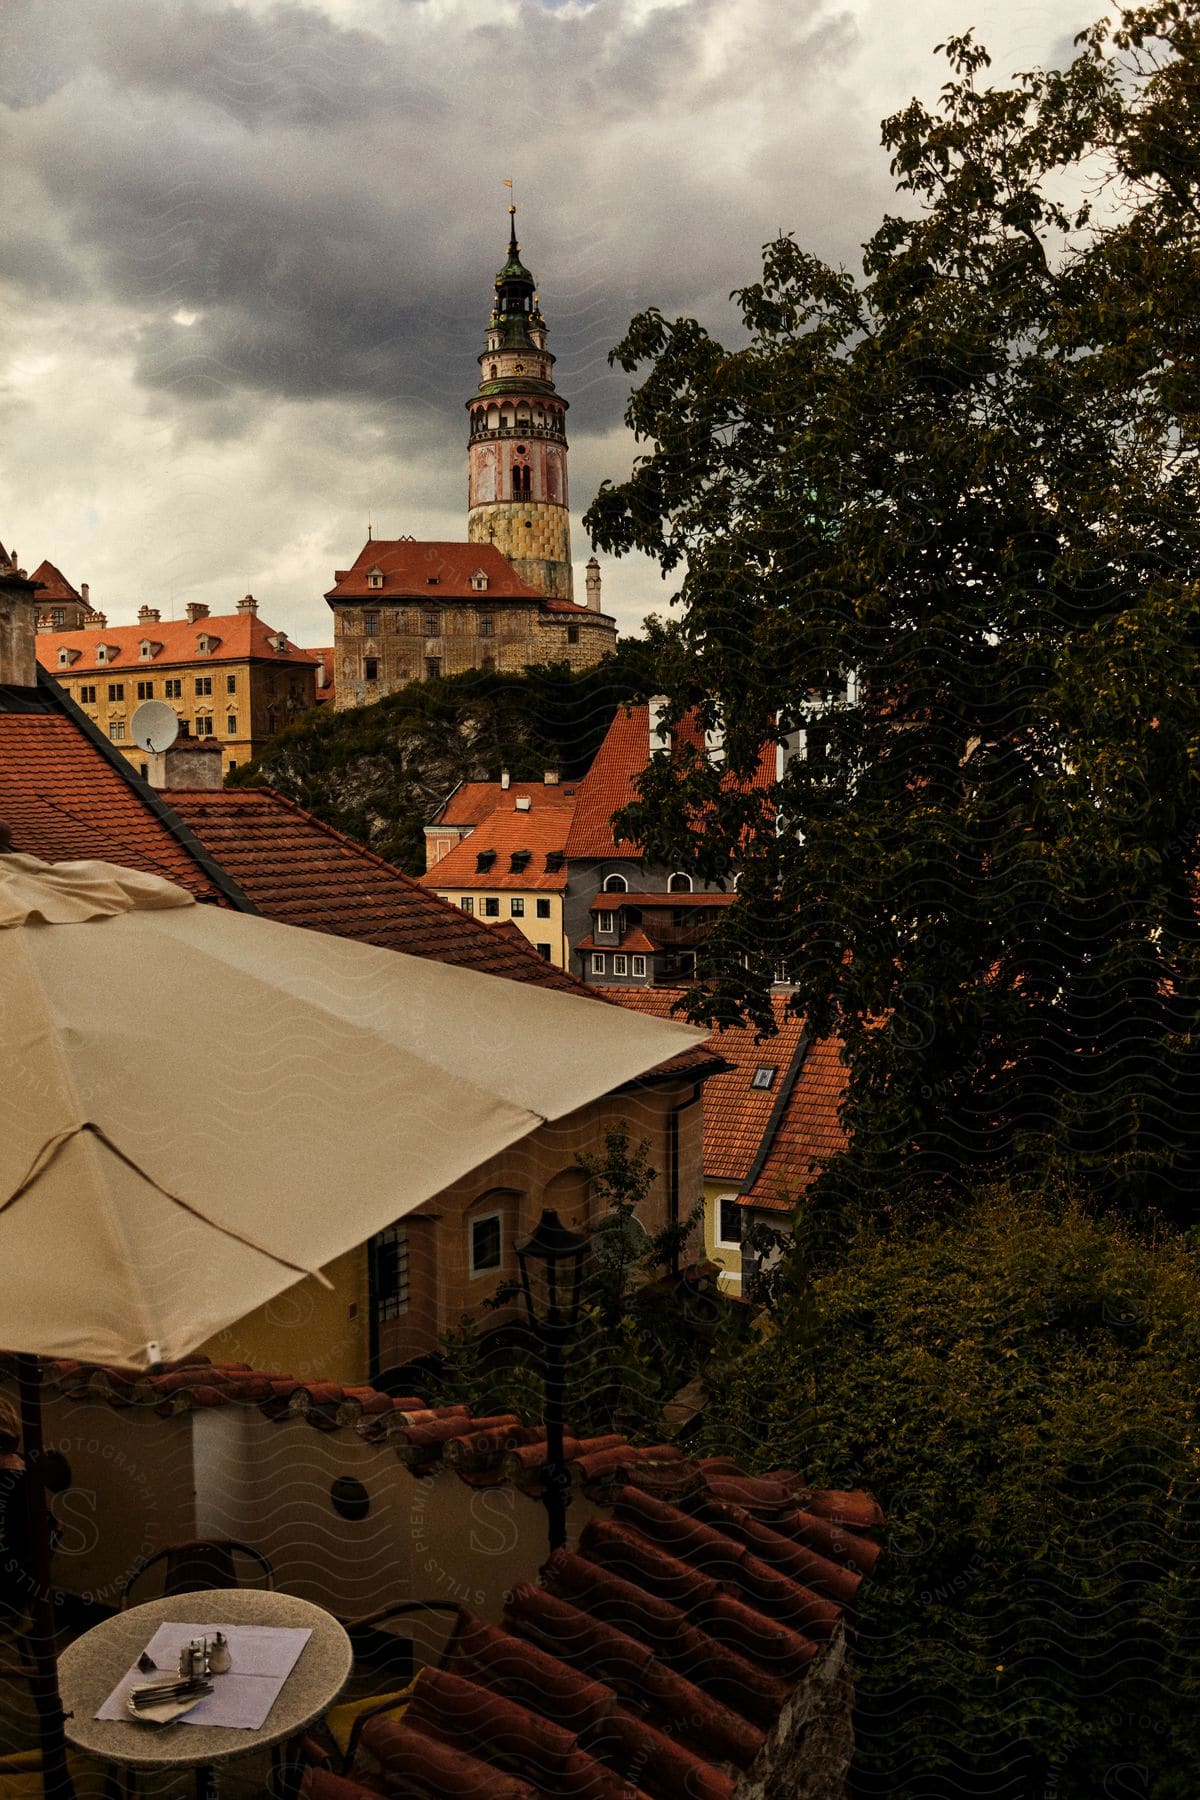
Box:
[466, 210, 573, 602]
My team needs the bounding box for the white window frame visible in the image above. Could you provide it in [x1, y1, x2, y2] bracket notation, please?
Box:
[631, 955, 646, 977]
[602, 873, 628, 892]
[597, 910, 615, 934]
[460, 896, 474, 914]
[591, 953, 606, 975]
[668, 871, 693, 893]
[715, 1194, 744, 1249]
[469, 1210, 504, 1278]
[613, 954, 628, 976]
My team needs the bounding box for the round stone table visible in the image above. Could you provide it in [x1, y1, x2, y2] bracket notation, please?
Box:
[58, 1587, 352, 1796]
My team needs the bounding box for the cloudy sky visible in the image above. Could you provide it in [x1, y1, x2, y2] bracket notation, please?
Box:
[2, 0, 1096, 645]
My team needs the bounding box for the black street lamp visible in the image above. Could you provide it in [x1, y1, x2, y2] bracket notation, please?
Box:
[514, 1209, 588, 1553]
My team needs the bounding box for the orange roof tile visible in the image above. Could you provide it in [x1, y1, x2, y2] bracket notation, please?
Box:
[589, 891, 735, 911]
[0, 684, 233, 903]
[565, 705, 777, 861]
[326, 540, 593, 617]
[741, 1035, 849, 1210]
[419, 792, 575, 893]
[611, 991, 812, 1183]
[48, 1353, 881, 1800]
[576, 925, 660, 954]
[431, 780, 577, 827]
[28, 560, 86, 604]
[35, 610, 319, 676]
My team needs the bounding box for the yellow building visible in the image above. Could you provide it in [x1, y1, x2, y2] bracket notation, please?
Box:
[36, 594, 321, 776]
[419, 777, 576, 968]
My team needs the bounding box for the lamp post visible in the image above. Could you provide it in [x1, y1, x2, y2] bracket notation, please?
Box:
[514, 1209, 587, 1553]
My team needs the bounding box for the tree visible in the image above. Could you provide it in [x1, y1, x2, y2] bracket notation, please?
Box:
[585, 6, 1200, 1217]
[701, 1187, 1200, 1798]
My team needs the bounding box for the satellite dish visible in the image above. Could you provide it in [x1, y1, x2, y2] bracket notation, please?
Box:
[130, 699, 180, 754]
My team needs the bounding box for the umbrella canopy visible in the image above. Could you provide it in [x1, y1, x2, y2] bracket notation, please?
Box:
[0, 852, 706, 1369]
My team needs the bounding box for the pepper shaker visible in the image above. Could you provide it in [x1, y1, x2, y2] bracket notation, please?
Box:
[208, 1632, 232, 1675]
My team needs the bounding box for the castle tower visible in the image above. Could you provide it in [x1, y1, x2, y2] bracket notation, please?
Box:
[466, 208, 573, 601]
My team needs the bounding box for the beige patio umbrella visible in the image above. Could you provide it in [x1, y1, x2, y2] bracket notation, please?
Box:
[0, 849, 706, 1795]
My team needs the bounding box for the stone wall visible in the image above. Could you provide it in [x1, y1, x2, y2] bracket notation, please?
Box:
[733, 1623, 856, 1800]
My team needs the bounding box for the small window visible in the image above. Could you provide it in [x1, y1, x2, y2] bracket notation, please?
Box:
[591, 953, 606, 975]
[228, 760, 238, 771]
[136, 680, 154, 699]
[195, 716, 214, 737]
[536, 897, 551, 919]
[480, 614, 494, 637]
[373, 1223, 409, 1319]
[57, 648, 69, 667]
[597, 910, 615, 934]
[470, 1212, 503, 1277]
[668, 872, 693, 893]
[139, 762, 148, 778]
[364, 657, 379, 681]
[367, 572, 384, 590]
[536, 943, 551, 960]
[97, 646, 108, 664]
[460, 897, 474, 914]
[426, 577, 440, 587]
[79, 685, 96, 705]
[424, 614, 439, 637]
[751, 1066, 778, 1091]
[165, 678, 182, 698]
[194, 676, 212, 696]
[139, 641, 153, 660]
[510, 850, 531, 874]
[226, 674, 237, 695]
[475, 849, 497, 872]
[483, 897, 500, 917]
[364, 611, 379, 636]
[603, 874, 627, 893]
[717, 1197, 743, 1247]
[545, 852, 565, 873]
[567, 626, 579, 645]
[108, 682, 124, 702]
[108, 718, 126, 742]
[425, 657, 441, 679]
[631, 955, 646, 977]
[613, 954, 628, 976]
[510, 897, 525, 917]
[226, 714, 237, 734]
[51, 608, 65, 628]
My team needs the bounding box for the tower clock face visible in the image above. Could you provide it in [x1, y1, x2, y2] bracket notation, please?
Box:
[514, 361, 525, 372]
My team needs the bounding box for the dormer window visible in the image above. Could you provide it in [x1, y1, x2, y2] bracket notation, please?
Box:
[96, 645, 108, 664]
[471, 571, 489, 592]
[57, 648, 70, 667]
[367, 567, 383, 590]
[139, 639, 162, 660]
[426, 576, 440, 586]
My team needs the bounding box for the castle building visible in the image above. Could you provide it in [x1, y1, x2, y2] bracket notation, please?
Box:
[328, 210, 616, 710]
[28, 558, 105, 632]
[35, 593, 321, 777]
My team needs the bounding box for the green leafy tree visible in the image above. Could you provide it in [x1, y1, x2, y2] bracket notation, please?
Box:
[585, 6, 1200, 1217]
[703, 1187, 1200, 1798]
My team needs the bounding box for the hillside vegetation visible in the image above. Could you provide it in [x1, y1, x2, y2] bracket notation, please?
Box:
[228, 647, 653, 871]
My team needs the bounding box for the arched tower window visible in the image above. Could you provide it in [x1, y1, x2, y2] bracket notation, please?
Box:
[489, 363, 498, 379]
[512, 465, 532, 502]
[668, 872, 693, 893]
[603, 873, 628, 893]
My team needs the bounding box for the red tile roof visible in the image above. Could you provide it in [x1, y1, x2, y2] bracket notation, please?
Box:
[575, 926, 660, 954]
[419, 793, 574, 893]
[565, 706, 777, 861]
[326, 540, 593, 617]
[46, 1355, 880, 1800]
[163, 787, 584, 988]
[35, 611, 319, 675]
[0, 699, 232, 904]
[611, 992, 811, 1183]
[28, 560, 87, 605]
[739, 1035, 849, 1212]
[589, 892, 735, 911]
[431, 781, 577, 828]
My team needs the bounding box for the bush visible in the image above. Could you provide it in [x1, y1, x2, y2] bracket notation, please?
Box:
[704, 1188, 1200, 1797]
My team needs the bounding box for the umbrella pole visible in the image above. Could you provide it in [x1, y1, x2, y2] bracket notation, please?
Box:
[15, 1356, 76, 1800]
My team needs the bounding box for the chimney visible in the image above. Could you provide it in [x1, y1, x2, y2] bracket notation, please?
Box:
[145, 736, 225, 792]
[93, 613, 107, 629]
[648, 695, 671, 756]
[237, 594, 258, 614]
[137, 605, 161, 625]
[585, 557, 602, 613]
[184, 602, 210, 624]
[514, 795, 532, 812]
[0, 561, 41, 688]
[80, 583, 90, 603]
[543, 767, 560, 785]
[500, 769, 511, 791]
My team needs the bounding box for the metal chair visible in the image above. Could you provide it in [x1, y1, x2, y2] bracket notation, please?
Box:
[314, 1602, 471, 1776]
[119, 1539, 274, 1609]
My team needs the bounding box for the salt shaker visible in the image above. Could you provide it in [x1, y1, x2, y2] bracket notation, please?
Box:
[208, 1632, 232, 1675]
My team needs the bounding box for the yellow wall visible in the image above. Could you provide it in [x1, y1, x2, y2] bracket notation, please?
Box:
[55, 655, 316, 776]
[433, 887, 567, 968]
[197, 1242, 370, 1384]
[704, 1177, 744, 1293]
